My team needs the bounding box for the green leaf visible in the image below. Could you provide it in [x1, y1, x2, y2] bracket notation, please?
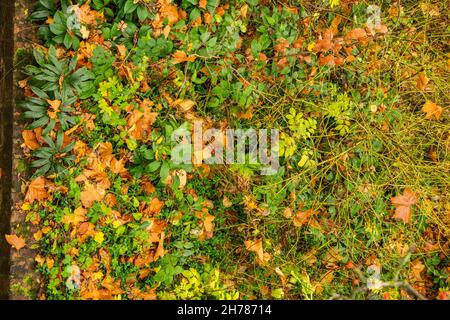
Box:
[146, 161, 161, 173]
[123, 0, 138, 14]
[49, 22, 66, 35]
[189, 8, 201, 22]
[136, 5, 148, 21]
[63, 33, 72, 49]
[160, 162, 170, 181]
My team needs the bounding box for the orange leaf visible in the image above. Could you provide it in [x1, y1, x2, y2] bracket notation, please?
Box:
[110, 157, 128, 175]
[199, 0, 207, 9]
[391, 189, 417, 223]
[154, 231, 165, 261]
[5, 234, 26, 250]
[410, 259, 425, 282]
[22, 130, 40, 150]
[293, 210, 314, 227]
[46, 99, 61, 120]
[416, 72, 429, 91]
[80, 182, 105, 208]
[147, 219, 167, 242]
[25, 177, 49, 203]
[274, 38, 289, 53]
[98, 142, 113, 165]
[77, 3, 104, 25]
[62, 207, 87, 226]
[422, 101, 443, 120]
[159, 2, 180, 25]
[148, 197, 164, 215]
[172, 50, 196, 64]
[319, 55, 335, 66]
[116, 44, 127, 59]
[345, 28, 368, 42]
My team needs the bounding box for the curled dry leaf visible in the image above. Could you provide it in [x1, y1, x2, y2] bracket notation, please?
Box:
[283, 207, 293, 218]
[410, 259, 425, 282]
[416, 72, 429, 91]
[345, 28, 368, 42]
[244, 238, 271, 265]
[66, 265, 81, 290]
[5, 234, 26, 250]
[202, 212, 215, 240]
[223, 196, 233, 208]
[391, 188, 417, 223]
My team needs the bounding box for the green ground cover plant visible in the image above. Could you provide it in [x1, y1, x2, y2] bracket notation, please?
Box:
[7, 0, 450, 300]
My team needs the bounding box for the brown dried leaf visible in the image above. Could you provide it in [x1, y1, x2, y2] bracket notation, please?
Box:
[245, 238, 271, 265]
[391, 189, 417, 223]
[416, 72, 429, 91]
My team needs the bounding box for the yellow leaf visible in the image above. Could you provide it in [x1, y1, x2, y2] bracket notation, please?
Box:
[174, 99, 196, 112]
[80, 25, 90, 39]
[94, 231, 105, 244]
[21, 202, 31, 211]
[46, 99, 61, 119]
[240, 4, 248, 18]
[298, 154, 309, 167]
